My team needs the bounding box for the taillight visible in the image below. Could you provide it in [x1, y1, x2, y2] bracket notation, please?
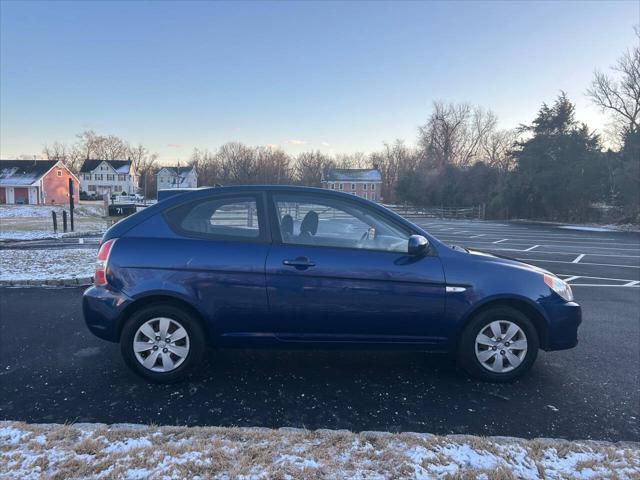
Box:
[94, 239, 116, 286]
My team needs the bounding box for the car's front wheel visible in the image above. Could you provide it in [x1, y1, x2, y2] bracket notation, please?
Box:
[120, 304, 205, 383]
[458, 307, 539, 382]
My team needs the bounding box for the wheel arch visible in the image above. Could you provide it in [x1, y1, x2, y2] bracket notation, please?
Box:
[117, 293, 212, 341]
[457, 297, 550, 350]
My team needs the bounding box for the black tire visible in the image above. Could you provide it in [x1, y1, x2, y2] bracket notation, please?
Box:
[458, 306, 539, 382]
[120, 303, 206, 383]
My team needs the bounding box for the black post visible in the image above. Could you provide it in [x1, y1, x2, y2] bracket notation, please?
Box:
[62, 210, 68, 232]
[52, 211, 57, 233]
[68, 178, 75, 232]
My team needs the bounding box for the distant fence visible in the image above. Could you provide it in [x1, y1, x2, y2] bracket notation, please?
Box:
[383, 204, 485, 220]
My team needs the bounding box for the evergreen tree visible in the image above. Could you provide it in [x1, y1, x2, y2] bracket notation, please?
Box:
[509, 93, 605, 221]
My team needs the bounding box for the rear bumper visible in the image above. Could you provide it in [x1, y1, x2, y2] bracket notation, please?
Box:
[542, 300, 582, 351]
[82, 286, 133, 342]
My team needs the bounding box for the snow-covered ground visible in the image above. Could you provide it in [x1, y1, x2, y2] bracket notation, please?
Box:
[0, 204, 105, 218]
[0, 422, 638, 479]
[0, 204, 108, 240]
[0, 248, 95, 281]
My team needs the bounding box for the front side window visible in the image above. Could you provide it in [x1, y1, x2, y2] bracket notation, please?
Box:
[165, 195, 262, 240]
[273, 194, 410, 253]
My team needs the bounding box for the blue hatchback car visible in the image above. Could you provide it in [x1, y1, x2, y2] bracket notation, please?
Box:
[83, 185, 581, 383]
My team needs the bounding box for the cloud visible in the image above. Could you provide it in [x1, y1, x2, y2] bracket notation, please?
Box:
[167, 144, 182, 148]
[321, 142, 330, 147]
[266, 144, 279, 149]
[285, 139, 305, 145]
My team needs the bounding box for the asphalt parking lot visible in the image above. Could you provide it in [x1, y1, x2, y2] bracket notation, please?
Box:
[0, 219, 638, 441]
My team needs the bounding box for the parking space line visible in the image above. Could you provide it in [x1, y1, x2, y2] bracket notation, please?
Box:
[557, 274, 638, 282]
[563, 276, 581, 282]
[572, 254, 586, 263]
[515, 258, 640, 268]
[524, 245, 540, 251]
[469, 234, 485, 238]
[624, 280, 640, 287]
[484, 247, 640, 258]
[493, 239, 508, 244]
[433, 237, 640, 249]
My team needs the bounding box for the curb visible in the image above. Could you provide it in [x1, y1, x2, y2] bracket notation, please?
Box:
[0, 277, 92, 287]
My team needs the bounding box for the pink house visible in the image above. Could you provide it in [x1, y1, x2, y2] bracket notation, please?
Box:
[0, 160, 79, 205]
[321, 168, 383, 202]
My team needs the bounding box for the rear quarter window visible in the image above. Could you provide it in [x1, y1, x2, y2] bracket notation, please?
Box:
[164, 196, 263, 241]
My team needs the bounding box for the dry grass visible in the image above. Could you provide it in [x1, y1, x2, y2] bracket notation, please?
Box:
[0, 421, 638, 479]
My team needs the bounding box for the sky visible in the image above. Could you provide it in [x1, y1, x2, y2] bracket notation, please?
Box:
[0, 0, 638, 163]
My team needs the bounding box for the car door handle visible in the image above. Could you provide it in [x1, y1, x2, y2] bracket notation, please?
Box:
[283, 257, 316, 269]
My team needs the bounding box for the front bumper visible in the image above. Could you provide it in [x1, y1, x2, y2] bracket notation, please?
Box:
[83, 286, 133, 342]
[542, 300, 582, 351]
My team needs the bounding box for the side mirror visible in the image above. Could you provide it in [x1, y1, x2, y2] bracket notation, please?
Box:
[408, 235, 429, 256]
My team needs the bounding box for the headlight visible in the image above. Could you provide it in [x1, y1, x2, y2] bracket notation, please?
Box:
[544, 274, 574, 302]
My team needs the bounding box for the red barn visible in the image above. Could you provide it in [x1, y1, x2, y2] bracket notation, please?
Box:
[0, 160, 80, 205]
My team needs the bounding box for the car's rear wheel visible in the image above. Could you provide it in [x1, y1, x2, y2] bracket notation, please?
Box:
[458, 307, 539, 382]
[120, 304, 205, 383]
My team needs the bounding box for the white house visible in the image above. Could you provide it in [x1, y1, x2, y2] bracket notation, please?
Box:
[156, 166, 198, 194]
[79, 160, 139, 196]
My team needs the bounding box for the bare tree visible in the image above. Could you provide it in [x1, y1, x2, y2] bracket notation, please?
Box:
[43, 141, 84, 172]
[481, 129, 518, 172]
[418, 101, 497, 167]
[334, 152, 368, 169]
[293, 151, 334, 186]
[370, 140, 419, 203]
[587, 28, 640, 139]
[217, 142, 259, 184]
[256, 147, 291, 184]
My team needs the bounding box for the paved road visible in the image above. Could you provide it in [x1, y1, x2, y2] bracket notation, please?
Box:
[0, 220, 638, 441]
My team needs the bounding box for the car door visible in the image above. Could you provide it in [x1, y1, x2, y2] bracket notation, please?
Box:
[158, 192, 271, 338]
[265, 191, 446, 345]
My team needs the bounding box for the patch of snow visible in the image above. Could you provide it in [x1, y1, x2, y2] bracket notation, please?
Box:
[0, 204, 105, 218]
[0, 248, 96, 281]
[104, 437, 153, 453]
[0, 426, 28, 445]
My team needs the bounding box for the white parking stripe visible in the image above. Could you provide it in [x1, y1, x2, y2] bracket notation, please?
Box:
[524, 245, 540, 251]
[624, 280, 640, 286]
[563, 276, 581, 282]
[444, 239, 640, 252]
[469, 234, 485, 238]
[485, 247, 640, 258]
[433, 235, 640, 247]
[558, 274, 639, 282]
[572, 254, 586, 263]
[493, 239, 508, 244]
[516, 258, 640, 269]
